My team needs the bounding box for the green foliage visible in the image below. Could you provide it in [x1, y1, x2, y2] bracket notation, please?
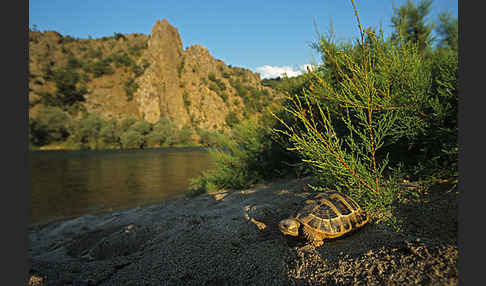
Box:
[225, 111, 240, 128]
[120, 130, 144, 149]
[132, 62, 147, 77]
[268, 1, 458, 218]
[391, 0, 434, 53]
[86, 47, 103, 59]
[219, 92, 228, 103]
[99, 120, 119, 146]
[182, 91, 191, 107]
[69, 114, 103, 149]
[91, 58, 114, 77]
[177, 125, 193, 145]
[41, 63, 55, 81]
[208, 82, 219, 92]
[272, 5, 421, 212]
[197, 128, 221, 147]
[383, 44, 458, 180]
[119, 116, 138, 133]
[112, 52, 133, 68]
[67, 54, 81, 69]
[41, 68, 87, 107]
[127, 42, 146, 57]
[124, 78, 139, 101]
[130, 120, 152, 136]
[116, 119, 153, 148]
[208, 72, 226, 91]
[436, 11, 458, 51]
[189, 119, 297, 194]
[29, 107, 70, 146]
[114, 32, 126, 41]
[178, 57, 185, 78]
[222, 71, 231, 79]
[147, 119, 178, 147]
[208, 72, 217, 82]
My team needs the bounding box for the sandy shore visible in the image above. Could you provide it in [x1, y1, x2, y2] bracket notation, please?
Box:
[28, 177, 458, 285]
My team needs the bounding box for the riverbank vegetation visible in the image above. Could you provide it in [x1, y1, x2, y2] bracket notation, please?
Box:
[189, 0, 458, 229]
[29, 111, 223, 150]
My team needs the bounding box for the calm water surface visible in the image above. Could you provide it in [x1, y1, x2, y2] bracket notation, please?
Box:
[29, 147, 216, 225]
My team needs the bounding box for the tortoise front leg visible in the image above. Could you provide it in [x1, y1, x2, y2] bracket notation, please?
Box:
[303, 226, 324, 247]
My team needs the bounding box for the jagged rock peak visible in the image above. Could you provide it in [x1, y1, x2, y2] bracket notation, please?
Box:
[149, 18, 183, 52]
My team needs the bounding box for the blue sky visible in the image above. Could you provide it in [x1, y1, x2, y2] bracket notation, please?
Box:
[29, 0, 457, 78]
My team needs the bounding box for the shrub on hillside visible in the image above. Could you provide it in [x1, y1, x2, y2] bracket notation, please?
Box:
[29, 107, 70, 146]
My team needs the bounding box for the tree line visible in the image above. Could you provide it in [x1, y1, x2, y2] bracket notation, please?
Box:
[29, 109, 221, 150]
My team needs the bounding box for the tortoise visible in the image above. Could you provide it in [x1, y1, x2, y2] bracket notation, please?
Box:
[279, 191, 369, 246]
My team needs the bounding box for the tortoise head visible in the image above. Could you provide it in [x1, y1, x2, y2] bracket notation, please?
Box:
[279, 218, 300, 236]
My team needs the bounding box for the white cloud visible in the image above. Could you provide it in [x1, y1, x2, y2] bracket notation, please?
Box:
[256, 64, 314, 79]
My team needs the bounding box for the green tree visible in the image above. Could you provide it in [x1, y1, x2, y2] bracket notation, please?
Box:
[127, 120, 152, 148]
[129, 120, 152, 135]
[29, 107, 70, 145]
[436, 11, 458, 51]
[146, 132, 167, 148]
[177, 125, 193, 145]
[225, 111, 240, 128]
[120, 130, 144, 149]
[99, 119, 119, 147]
[44, 68, 87, 107]
[118, 116, 138, 133]
[197, 128, 220, 147]
[391, 0, 434, 53]
[147, 119, 178, 147]
[70, 114, 103, 149]
[91, 59, 114, 78]
[274, 2, 433, 211]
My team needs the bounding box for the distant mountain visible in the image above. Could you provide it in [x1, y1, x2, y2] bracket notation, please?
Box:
[29, 19, 281, 132]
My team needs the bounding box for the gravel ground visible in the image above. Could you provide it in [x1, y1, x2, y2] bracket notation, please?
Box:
[28, 177, 457, 285]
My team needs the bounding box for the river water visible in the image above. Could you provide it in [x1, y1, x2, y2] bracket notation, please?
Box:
[29, 147, 216, 225]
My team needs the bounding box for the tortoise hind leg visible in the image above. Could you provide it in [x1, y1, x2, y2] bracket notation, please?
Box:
[303, 226, 324, 247]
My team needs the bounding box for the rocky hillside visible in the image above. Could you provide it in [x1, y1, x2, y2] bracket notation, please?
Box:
[29, 19, 281, 131]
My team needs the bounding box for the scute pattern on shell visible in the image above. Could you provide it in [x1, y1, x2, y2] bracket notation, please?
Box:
[296, 191, 369, 240]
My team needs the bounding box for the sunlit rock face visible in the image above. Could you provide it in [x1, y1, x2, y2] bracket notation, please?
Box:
[29, 19, 277, 130]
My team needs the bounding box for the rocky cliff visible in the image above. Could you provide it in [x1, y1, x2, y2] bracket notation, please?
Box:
[29, 19, 280, 131]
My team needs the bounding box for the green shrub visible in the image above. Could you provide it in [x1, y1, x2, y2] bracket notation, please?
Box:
[188, 119, 296, 194]
[219, 92, 228, 102]
[197, 128, 220, 147]
[151, 119, 178, 146]
[91, 59, 114, 77]
[69, 114, 103, 149]
[114, 32, 126, 40]
[129, 120, 152, 135]
[43, 68, 87, 107]
[178, 57, 185, 78]
[99, 120, 119, 146]
[273, 0, 458, 216]
[208, 82, 219, 92]
[182, 91, 191, 107]
[120, 130, 144, 149]
[29, 107, 70, 146]
[225, 111, 239, 128]
[177, 125, 193, 145]
[208, 72, 217, 82]
[146, 132, 167, 148]
[124, 78, 139, 101]
[113, 53, 133, 67]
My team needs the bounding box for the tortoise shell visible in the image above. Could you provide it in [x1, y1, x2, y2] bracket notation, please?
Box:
[294, 191, 368, 243]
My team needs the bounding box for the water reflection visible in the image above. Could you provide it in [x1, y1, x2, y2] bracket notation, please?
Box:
[29, 148, 215, 224]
